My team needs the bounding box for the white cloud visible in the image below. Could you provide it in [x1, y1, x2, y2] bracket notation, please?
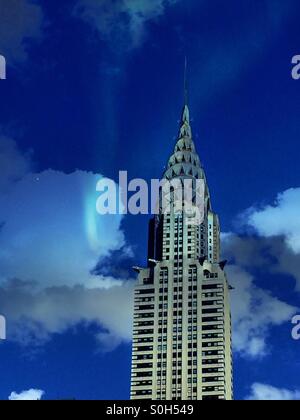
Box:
[75, 0, 179, 49]
[9, 389, 45, 401]
[228, 265, 297, 358]
[0, 0, 43, 63]
[244, 188, 300, 254]
[228, 187, 300, 292]
[222, 231, 300, 357]
[0, 279, 134, 347]
[0, 138, 134, 349]
[246, 383, 300, 401]
[222, 231, 300, 292]
[0, 136, 31, 192]
[0, 168, 126, 288]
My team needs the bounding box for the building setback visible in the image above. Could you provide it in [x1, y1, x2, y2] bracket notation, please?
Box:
[130, 97, 233, 401]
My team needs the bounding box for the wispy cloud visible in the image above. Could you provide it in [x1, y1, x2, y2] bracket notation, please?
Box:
[9, 389, 45, 401]
[0, 279, 134, 348]
[227, 265, 297, 358]
[74, 0, 180, 51]
[0, 142, 126, 288]
[227, 187, 300, 292]
[0, 138, 134, 349]
[246, 383, 300, 401]
[193, 0, 293, 106]
[0, 0, 44, 63]
[221, 186, 300, 358]
[0, 136, 32, 192]
[242, 188, 300, 254]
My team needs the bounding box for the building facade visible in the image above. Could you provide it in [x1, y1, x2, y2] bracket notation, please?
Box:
[130, 101, 233, 401]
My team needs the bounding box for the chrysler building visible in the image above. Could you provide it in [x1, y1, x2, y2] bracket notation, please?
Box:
[130, 89, 233, 400]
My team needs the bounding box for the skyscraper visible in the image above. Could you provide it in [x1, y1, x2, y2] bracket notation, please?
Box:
[130, 91, 233, 401]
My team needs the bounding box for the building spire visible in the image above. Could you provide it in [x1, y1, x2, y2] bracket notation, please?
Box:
[184, 56, 188, 106]
[162, 58, 205, 182]
[182, 56, 190, 124]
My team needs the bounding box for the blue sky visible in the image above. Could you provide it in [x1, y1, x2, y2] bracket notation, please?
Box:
[0, 0, 300, 400]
